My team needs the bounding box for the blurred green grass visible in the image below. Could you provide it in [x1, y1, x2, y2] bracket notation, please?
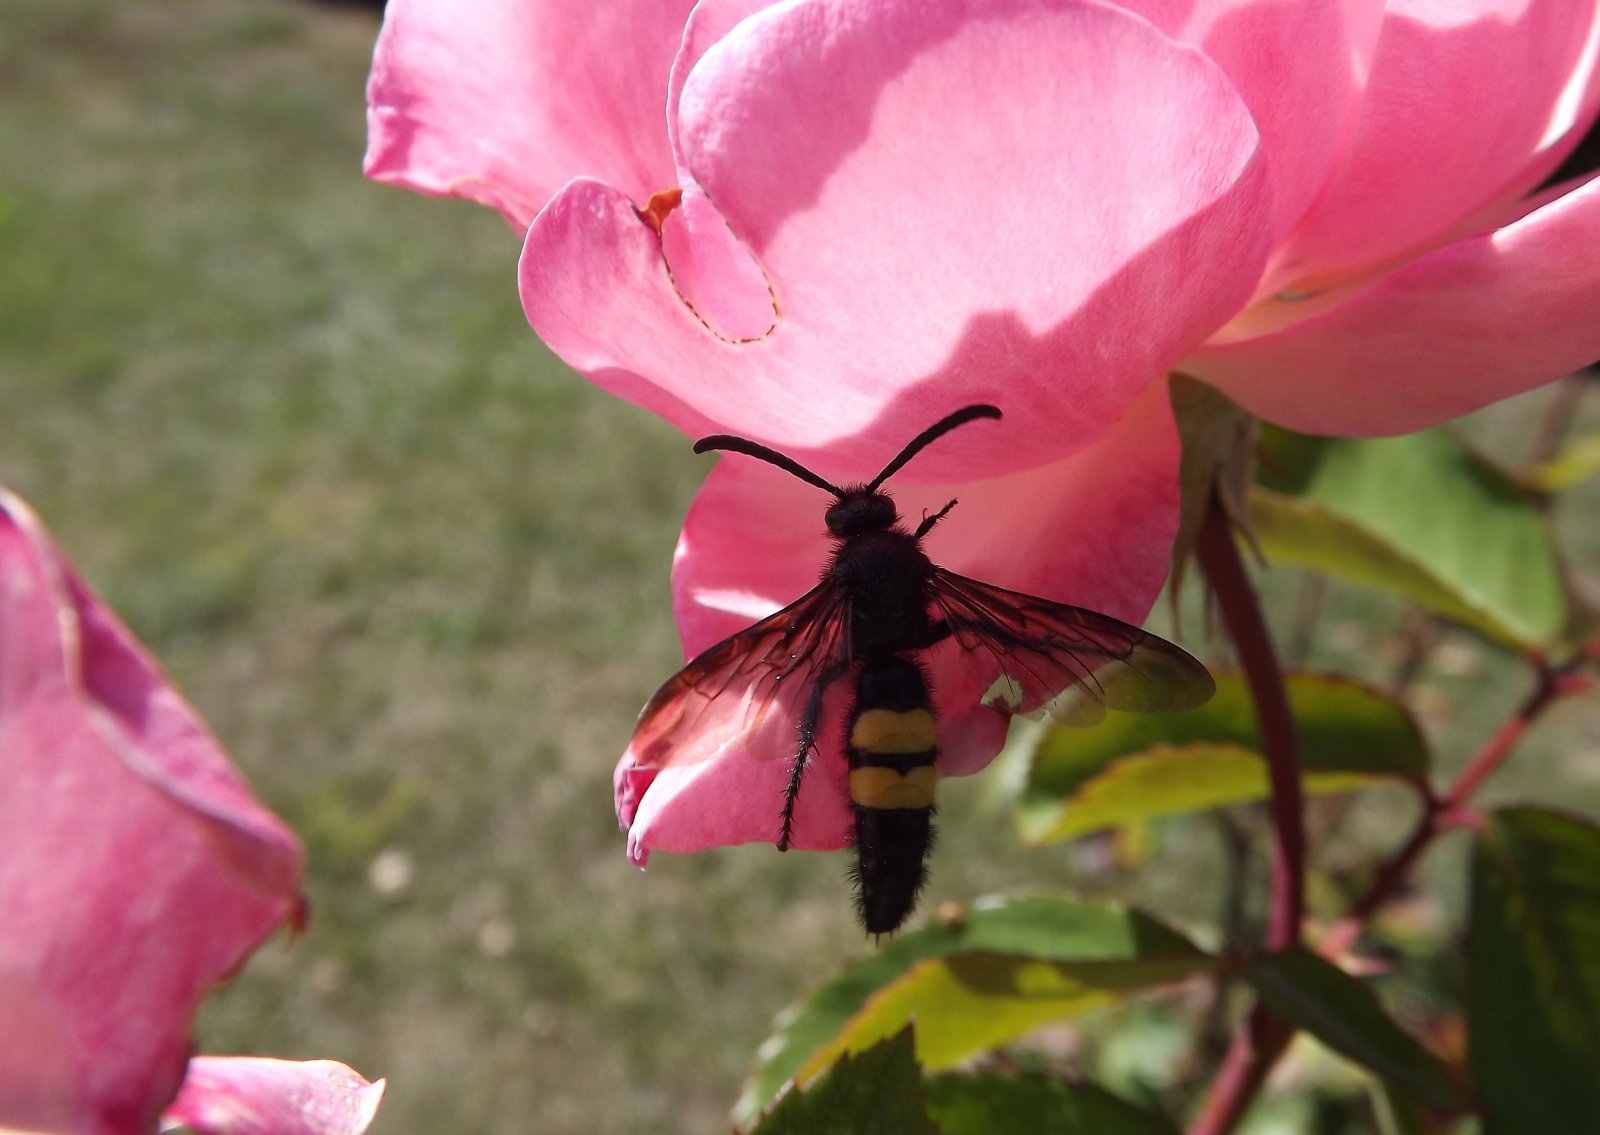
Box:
[3, 2, 1597, 1132]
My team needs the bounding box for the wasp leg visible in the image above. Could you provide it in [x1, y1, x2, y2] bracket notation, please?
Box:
[914, 498, 959, 539]
[780, 664, 846, 851]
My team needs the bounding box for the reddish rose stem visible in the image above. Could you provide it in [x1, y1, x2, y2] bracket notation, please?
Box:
[1188, 1007, 1294, 1135]
[1441, 663, 1579, 808]
[1186, 498, 1592, 1132]
[1195, 493, 1306, 952]
[1186, 493, 1305, 1135]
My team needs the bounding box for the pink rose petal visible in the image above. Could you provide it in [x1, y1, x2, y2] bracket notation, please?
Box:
[523, 0, 1271, 471]
[656, 182, 779, 341]
[664, 0, 775, 161]
[1271, 0, 1600, 288]
[161, 1058, 384, 1135]
[1188, 172, 1600, 435]
[0, 491, 304, 1135]
[622, 710, 854, 856]
[365, 0, 692, 227]
[1127, 0, 1385, 253]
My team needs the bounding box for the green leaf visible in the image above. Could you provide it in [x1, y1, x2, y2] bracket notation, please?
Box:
[927, 1072, 1178, 1135]
[1016, 672, 1427, 844]
[736, 897, 1215, 1126]
[1469, 807, 1600, 1135]
[1251, 427, 1565, 649]
[1243, 949, 1464, 1111]
[752, 1028, 938, 1135]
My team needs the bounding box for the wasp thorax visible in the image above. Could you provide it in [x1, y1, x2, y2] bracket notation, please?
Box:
[826, 491, 899, 538]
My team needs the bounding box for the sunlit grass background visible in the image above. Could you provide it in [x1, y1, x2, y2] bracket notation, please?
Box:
[4, 2, 1597, 1132]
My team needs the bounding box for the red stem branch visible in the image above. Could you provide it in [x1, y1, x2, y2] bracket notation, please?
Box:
[1441, 663, 1580, 809]
[1186, 494, 1305, 1135]
[1195, 493, 1305, 952]
[1188, 1007, 1294, 1135]
[1184, 489, 1593, 1131]
[1321, 660, 1590, 959]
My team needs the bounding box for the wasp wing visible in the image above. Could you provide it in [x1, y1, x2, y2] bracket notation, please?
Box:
[630, 583, 853, 769]
[929, 569, 1214, 727]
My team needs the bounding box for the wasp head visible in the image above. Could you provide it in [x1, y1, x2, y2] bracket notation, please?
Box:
[825, 488, 898, 538]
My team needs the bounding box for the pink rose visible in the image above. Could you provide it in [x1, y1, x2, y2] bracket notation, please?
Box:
[366, 0, 1600, 854]
[0, 491, 381, 1135]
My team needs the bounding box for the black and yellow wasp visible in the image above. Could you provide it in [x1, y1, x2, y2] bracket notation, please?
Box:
[631, 404, 1214, 934]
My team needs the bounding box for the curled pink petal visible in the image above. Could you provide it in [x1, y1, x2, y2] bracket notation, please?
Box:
[1188, 173, 1600, 435]
[365, 0, 691, 227]
[1128, 0, 1384, 251]
[614, 760, 656, 848]
[522, 0, 1270, 471]
[161, 1058, 384, 1135]
[656, 182, 778, 341]
[518, 179, 727, 441]
[664, 0, 774, 161]
[1272, 0, 1600, 287]
[620, 710, 855, 857]
[0, 491, 304, 1135]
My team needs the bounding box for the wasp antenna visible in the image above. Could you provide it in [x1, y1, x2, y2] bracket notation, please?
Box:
[866, 404, 1002, 492]
[693, 433, 844, 496]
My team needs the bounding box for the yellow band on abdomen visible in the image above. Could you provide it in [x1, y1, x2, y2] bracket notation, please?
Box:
[849, 708, 937, 755]
[849, 765, 939, 810]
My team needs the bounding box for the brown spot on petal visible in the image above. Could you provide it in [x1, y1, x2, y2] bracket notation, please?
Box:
[637, 187, 683, 235]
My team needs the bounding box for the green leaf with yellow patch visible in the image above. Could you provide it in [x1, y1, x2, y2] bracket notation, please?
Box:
[735, 896, 1214, 1127]
[750, 1028, 937, 1135]
[1015, 672, 1427, 845]
[1252, 427, 1565, 650]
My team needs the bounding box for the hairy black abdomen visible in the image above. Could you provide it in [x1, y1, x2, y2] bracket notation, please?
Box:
[852, 806, 935, 936]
